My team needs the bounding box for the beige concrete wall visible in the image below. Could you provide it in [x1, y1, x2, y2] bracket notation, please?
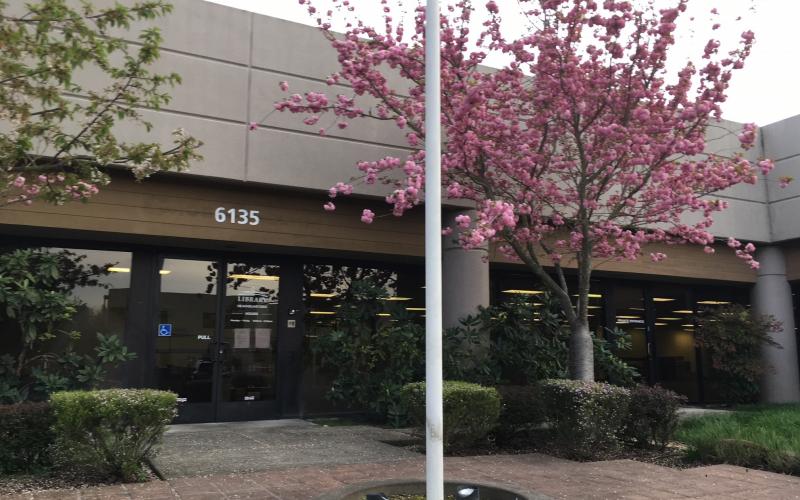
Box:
[763, 115, 800, 243]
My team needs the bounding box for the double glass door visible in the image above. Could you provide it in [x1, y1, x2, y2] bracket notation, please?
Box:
[154, 258, 281, 422]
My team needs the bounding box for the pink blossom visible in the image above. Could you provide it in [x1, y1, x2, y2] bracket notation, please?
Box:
[323, 202, 336, 211]
[757, 159, 774, 175]
[12, 176, 25, 188]
[360, 209, 375, 224]
[248, 122, 259, 131]
[454, 214, 471, 228]
[279, 81, 289, 92]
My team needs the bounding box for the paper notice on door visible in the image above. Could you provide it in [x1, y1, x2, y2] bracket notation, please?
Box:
[233, 329, 250, 349]
[254, 329, 271, 349]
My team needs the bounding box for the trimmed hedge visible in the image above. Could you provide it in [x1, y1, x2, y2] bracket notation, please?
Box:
[51, 389, 177, 482]
[623, 385, 685, 449]
[402, 381, 501, 451]
[0, 402, 55, 473]
[540, 379, 630, 458]
[494, 385, 543, 444]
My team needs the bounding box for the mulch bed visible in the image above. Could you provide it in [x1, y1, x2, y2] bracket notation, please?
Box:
[0, 466, 159, 496]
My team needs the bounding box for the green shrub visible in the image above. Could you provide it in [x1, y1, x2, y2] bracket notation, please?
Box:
[0, 402, 55, 473]
[540, 379, 630, 458]
[594, 328, 640, 387]
[494, 385, 543, 444]
[309, 277, 425, 425]
[402, 381, 501, 451]
[694, 304, 780, 404]
[623, 385, 685, 449]
[50, 389, 177, 482]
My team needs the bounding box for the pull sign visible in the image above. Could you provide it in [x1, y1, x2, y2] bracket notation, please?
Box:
[214, 207, 260, 225]
[244, 395, 256, 401]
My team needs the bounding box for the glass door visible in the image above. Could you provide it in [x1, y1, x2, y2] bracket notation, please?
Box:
[217, 262, 281, 421]
[154, 258, 281, 423]
[155, 258, 219, 422]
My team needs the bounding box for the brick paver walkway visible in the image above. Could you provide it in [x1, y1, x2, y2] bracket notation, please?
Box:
[6, 453, 800, 500]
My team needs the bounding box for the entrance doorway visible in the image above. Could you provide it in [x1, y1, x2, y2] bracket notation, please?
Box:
[154, 258, 281, 422]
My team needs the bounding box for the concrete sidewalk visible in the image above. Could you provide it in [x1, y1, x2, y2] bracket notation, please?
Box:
[151, 419, 421, 478]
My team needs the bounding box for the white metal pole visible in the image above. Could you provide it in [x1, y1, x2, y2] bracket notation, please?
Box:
[424, 0, 444, 499]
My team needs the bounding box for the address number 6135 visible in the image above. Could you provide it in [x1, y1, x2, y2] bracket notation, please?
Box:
[214, 207, 260, 225]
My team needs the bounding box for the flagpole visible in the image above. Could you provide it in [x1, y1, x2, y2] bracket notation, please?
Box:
[424, 0, 444, 498]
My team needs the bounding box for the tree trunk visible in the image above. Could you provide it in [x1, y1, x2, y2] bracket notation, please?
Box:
[569, 321, 594, 381]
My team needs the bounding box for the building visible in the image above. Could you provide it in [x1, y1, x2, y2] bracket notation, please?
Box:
[1, 0, 798, 422]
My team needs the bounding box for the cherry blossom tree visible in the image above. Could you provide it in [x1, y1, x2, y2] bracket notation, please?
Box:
[265, 0, 777, 381]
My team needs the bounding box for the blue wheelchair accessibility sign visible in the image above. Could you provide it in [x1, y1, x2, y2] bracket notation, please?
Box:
[158, 324, 173, 337]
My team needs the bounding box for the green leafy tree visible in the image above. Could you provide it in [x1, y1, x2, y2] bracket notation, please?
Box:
[694, 304, 781, 403]
[1, 0, 201, 206]
[0, 248, 135, 403]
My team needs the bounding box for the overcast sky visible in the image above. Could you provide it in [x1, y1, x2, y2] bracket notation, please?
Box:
[206, 0, 799, 126]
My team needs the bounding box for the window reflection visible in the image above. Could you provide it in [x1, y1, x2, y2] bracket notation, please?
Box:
[13, 248, 133, 383]
[62, 249, 131, 359]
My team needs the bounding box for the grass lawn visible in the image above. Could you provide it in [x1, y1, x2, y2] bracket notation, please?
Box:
[676, 404, 800, 475]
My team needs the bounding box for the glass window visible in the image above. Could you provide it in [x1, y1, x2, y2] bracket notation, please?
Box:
[0, 247, 132, 388]
[67, 249, 131, 348]
[610, 283, 648, 380]
[19, 248, 131, 355]
[652, 284, 698, 401]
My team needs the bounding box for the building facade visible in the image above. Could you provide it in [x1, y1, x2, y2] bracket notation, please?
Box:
[1, 0, 799, 422]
